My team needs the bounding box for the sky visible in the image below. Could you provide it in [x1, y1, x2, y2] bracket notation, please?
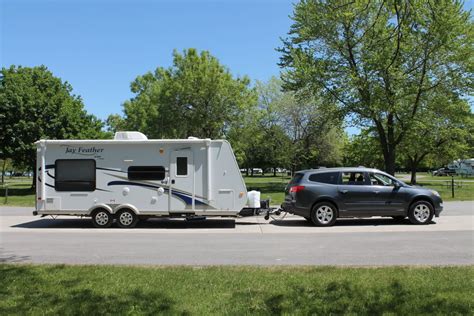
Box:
[1, 0, 473, 124]
[1, 0, 294, 120]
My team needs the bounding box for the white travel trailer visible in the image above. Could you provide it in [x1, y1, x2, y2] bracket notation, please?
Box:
[34, 132, 249, 228]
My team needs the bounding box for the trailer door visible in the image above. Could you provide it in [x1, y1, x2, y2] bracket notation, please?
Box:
[169, 150, 194, 212]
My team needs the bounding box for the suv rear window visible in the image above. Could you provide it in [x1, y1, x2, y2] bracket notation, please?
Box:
[308, 172, 339, 184]
[289, 173, 304, 185]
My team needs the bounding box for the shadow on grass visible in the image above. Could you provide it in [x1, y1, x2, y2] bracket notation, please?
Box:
[0, 187, 34, 197]
[0, 265, 188, 315]
[229, 280, 471, 315]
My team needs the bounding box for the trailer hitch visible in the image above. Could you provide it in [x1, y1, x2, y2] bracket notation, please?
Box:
[264, 207, 283, 220]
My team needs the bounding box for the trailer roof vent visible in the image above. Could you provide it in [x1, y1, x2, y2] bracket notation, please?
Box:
[188, 136, 199, 140]
[114, 131, 148, 140]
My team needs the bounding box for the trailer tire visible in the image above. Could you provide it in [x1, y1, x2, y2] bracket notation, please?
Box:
[116, 209, 139, 228]
[91, 209, 113, 228]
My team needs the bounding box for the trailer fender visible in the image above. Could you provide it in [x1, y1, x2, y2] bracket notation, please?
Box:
[113, 204, 140, 215]
[87, 204, 113, 216]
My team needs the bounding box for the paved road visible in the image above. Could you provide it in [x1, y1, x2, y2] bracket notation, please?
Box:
[1, 201, 472, 266]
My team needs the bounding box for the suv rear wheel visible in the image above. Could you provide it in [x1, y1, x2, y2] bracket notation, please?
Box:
[310, 202, 337, 227]
[408, 201, 434, 225]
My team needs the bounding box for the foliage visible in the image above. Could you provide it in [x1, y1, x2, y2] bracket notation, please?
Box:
[236, 77, 346, 173]
[280, 0, 474, 174]
[115, 49, 257, 139]
[0, 65, 109, 182]
[399, 94, 473, 183]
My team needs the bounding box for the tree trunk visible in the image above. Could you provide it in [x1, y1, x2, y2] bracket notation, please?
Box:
[381, 146, 396, 176]
[246, 168, 249, 176]
[410, 163, 417, 185]
[273, 167, 276, 177]
[1, 160, 5, 185]
[31, 163, 36, 189]
[251, 168, 254, 177]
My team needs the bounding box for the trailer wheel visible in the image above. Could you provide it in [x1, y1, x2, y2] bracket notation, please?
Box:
[91, 209, 113, 228]
[116, 209, 139, 228]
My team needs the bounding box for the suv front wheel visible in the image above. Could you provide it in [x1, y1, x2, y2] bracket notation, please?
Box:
[408, 201, 434, 225]
[310, 202, 337, 227]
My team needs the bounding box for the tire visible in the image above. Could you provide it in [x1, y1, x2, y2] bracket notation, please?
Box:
[310, 202, 338, 227]
[91, 209, 113, 228]
[116, 209, 139, 228]
[408, 201, 434, 225]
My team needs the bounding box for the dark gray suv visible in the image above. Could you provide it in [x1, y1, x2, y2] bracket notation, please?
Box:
[282, 167, 443, 226]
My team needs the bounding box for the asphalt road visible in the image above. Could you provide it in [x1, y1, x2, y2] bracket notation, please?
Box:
[1, 201, 472, 266]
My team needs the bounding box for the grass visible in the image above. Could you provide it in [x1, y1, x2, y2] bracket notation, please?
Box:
[1, 173, 472, 207]
[244, 174, 290, 205]
[0, 264, 472, 315]
[0, 178, 35, 207]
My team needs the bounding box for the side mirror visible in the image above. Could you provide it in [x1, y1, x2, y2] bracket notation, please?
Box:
[393, 182, 401, 189]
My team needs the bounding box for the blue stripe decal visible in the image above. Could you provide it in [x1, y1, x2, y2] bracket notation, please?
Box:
[107, 180, 207, 206]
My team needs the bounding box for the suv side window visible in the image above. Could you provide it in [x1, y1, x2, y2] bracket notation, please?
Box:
[308, 172, 339, 184]
[369, 173, 396, 186]
[340, 172, 368, 185]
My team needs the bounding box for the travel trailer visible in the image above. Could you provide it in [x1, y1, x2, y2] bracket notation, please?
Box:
[448, 159, 474, 176]
[33, 132, 252, 228]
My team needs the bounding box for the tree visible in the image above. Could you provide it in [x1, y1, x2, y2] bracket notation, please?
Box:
[115, 49, 257, 139]
[0, 65, 108, 187]
[399, 94, 472, 184]
[343, 129, 392, 170]
[279, 0, 474, 174]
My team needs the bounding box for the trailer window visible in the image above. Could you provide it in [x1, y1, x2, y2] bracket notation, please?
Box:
[128, 166, 165, 181]
[55, 159, 96, 191]
[176, 157, 187, 176]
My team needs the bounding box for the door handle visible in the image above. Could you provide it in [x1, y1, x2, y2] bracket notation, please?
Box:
[339, 190, 348, 194]
[171, 179, 175, 184]
[374, 191, 380, 194]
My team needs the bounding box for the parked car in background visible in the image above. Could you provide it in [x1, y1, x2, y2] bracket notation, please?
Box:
[282, 167, 443, 226]
[433, 167, 457, 176]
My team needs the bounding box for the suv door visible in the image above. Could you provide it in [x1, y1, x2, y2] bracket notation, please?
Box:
[337, 171, 377, 216]
[367, 172, 407, 215]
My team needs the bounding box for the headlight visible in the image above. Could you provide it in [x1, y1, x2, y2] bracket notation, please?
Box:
[430, 190, 440, 197]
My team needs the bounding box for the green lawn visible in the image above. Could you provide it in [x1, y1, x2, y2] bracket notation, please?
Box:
[0, 264, 472, 315]
[0, 178, 35, 207]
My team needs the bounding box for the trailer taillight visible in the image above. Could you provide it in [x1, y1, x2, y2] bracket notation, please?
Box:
[289, 185, 305, 193]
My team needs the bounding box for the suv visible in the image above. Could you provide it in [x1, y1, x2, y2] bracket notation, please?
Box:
[282, 167, 443, 226]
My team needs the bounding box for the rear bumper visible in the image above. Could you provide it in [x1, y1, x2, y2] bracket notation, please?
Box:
[281, 201, 310, 218]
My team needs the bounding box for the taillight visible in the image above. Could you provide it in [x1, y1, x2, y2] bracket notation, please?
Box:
[289, 185, 305, 193]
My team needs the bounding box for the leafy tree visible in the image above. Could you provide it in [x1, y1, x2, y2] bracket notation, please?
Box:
[117, 49, 257, 139]
[399, 95, 472, 183]
[254, 77, 345, 173]
[0, 65, 109, 187]
[279, 0, 474, 175]
[343, 129, 388, 170]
